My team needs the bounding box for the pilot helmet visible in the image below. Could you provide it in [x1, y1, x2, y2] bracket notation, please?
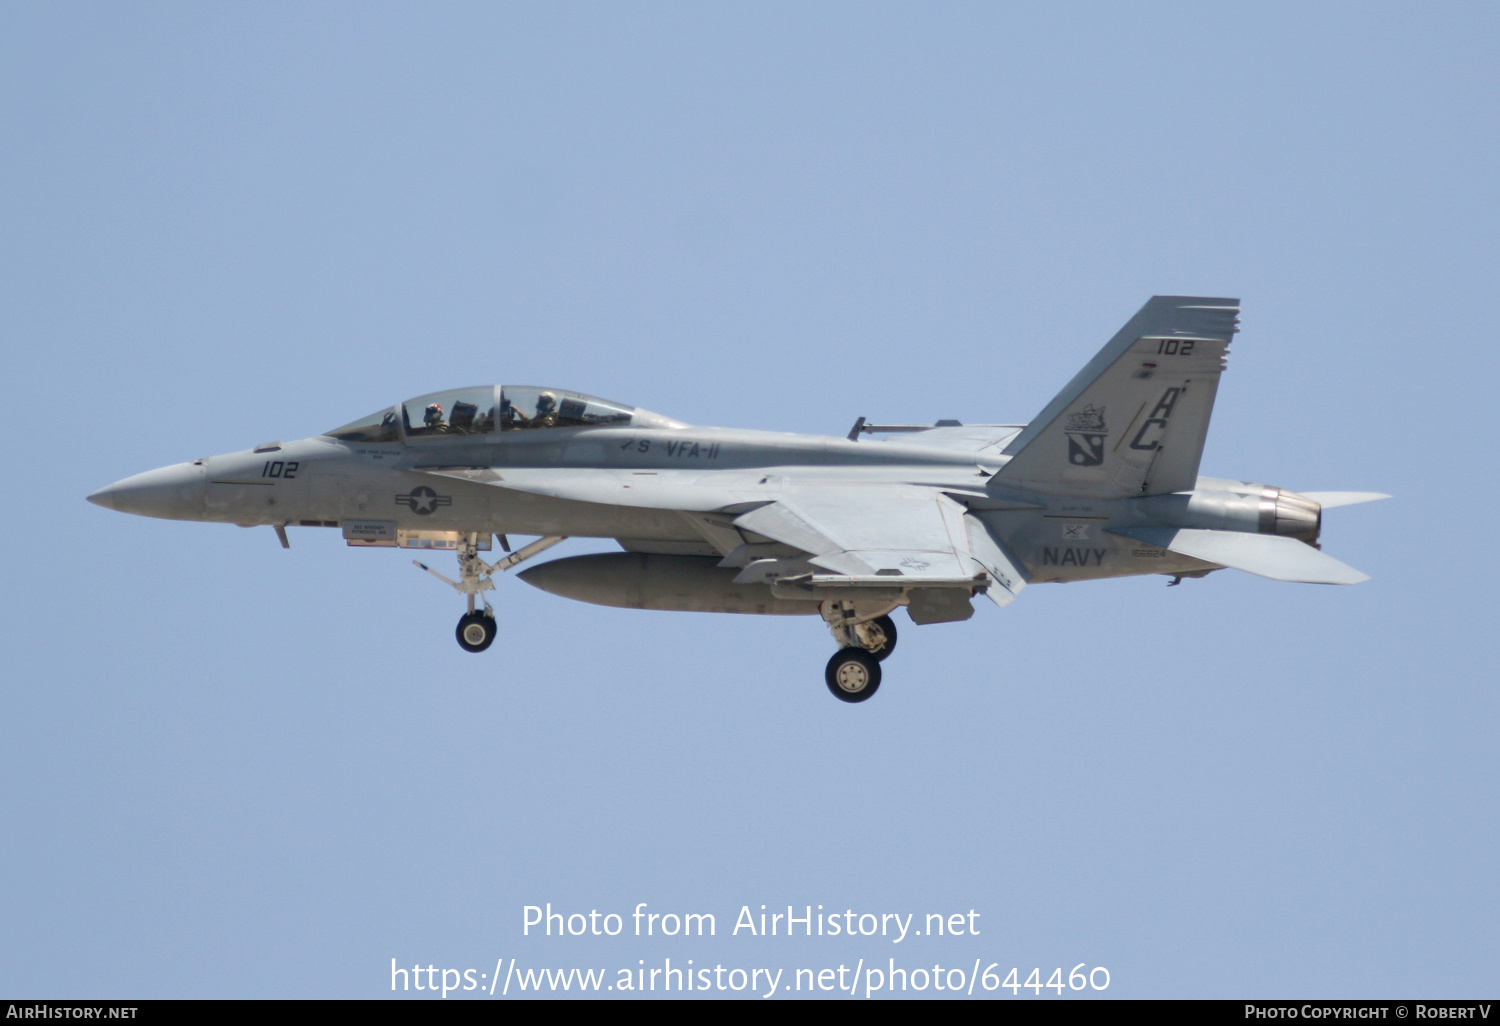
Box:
[537, 391, 557, 412]
[424, 403, 444, 426]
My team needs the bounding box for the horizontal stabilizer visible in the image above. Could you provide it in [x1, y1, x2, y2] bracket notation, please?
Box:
[1109, 527, 1370, 585]
[1298, 491, 1391, 509]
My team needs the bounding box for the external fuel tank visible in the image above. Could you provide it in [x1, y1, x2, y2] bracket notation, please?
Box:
[518, 552, 822, 615]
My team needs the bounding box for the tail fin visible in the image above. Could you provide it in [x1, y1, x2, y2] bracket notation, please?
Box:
[994, 296, 1240, 498]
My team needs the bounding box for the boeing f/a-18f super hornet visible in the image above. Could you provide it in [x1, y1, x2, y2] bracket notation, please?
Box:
[89, 297, 1386, 702]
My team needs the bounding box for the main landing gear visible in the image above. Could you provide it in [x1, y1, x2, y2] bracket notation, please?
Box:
[820, 602, 899, 703]
[414, 533, 567, 653]
[826, 647, 882, 702]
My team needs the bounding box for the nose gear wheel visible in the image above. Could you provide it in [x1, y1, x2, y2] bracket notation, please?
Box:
[456, 611, 497, 653]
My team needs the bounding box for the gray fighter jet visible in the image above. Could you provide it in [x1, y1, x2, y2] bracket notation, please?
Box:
[89, 297, 1386, 702]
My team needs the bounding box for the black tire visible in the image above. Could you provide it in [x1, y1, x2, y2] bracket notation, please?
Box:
[863, 614, 898, 661]
[456, 611, 497, 653]
[825, 647, 882, 703]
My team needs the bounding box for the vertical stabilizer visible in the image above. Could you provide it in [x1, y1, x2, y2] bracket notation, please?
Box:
[994, 296, 1240, 498]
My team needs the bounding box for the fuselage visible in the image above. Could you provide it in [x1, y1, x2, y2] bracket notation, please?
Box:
[88, 394, 1307, 588]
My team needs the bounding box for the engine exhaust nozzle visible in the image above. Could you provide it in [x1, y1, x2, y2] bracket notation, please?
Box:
[1260, 487, 1321, 543]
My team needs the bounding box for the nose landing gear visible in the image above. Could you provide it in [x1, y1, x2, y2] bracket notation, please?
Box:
[413, 533, 567, 653]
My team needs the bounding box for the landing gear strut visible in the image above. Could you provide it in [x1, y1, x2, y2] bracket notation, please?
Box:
[857, 614, 898, 661]
[413, 533, 567, 653]
[820, 599, 900, 702]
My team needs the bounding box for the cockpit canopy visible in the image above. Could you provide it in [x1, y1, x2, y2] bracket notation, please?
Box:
[326, 386, 681, 443]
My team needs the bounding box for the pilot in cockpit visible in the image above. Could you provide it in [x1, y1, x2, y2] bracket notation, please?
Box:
[423, 403, 447, 433]
[534, 391, 559, 428]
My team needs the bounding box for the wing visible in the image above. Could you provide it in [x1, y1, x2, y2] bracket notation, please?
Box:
[416, 466, 1031, 618]
[732, 485, 1029, 610]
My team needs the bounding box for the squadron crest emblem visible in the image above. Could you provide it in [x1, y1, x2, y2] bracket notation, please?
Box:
[1064, 405, 1108, 466]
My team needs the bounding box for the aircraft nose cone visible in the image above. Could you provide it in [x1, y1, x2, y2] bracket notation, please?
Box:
[87, 462, 207, 520]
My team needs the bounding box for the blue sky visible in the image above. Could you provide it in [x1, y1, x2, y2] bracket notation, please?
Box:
[3, 1, 1497, 998]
